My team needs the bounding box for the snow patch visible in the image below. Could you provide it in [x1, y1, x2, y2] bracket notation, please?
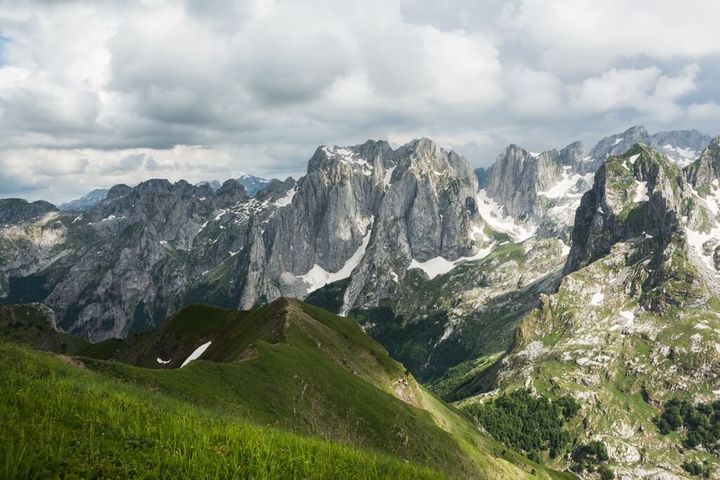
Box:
[537, 171, 588, 200]
[300, 221, 373, 293]
[408, 244, 495, 280]
[476, 190, 536, 242]
[628, 153, 640, 165]
[156, 357, 171, 365]
[590, 292, 604, 306]
[273, 187, 297, 207]
[633, 180, 649, 203]
[322, 146, 373, 175]
[383, 166, 396, 188]
[685, 226, 720, 273]
[180, 341, 212, 368]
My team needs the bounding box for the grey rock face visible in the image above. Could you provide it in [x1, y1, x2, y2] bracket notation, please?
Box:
[580, 125, 653, 173]
[685, 135, 720, 187]
[485, 145, 563, 220]
[59, 189, 109, 212]
[557, 141, 584, 168]
[0, 199, 57, 224]
[0, 138, 488, 340]
[652, 129, 711, 166]
[474, 167, 489, 189]
[564, 144, 684, 276]
[341, 138, 481, 312]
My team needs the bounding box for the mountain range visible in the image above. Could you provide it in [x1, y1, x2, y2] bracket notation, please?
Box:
[1, 125, 718, 478]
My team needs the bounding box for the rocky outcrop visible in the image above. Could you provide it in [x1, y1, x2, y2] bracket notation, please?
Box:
[653, 129, 711, 167]
[0, 199, 57, 224]
[469, 142, 720, 478]
[485, 145, 563, 220]
[0, 138, 488, 340]
[564, 144, 684, 275]
[685, 135, 720, 187]
[59, 189, 109, 212]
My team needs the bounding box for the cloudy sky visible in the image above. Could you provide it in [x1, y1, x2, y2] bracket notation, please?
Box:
[1, 0, 719, 203]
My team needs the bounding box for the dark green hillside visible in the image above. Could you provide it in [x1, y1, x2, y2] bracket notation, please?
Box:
[0, 342, 444, 480]
[0, 299, 570, 479]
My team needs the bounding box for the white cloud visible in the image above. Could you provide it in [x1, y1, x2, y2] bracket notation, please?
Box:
[0, 0, 718, 201]
[507, 0, 720, 72]
[571, 65, 699, 120]
[506, 66, 563, 116]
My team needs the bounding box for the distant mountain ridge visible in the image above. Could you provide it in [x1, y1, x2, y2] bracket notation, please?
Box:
[459, 139, 720, 478]
[59, 189, 109, 211]
[0, 127, 711, 345]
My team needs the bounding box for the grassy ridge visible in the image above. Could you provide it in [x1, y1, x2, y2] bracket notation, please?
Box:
[0, 300, 571, 478]
[0, 342, 445, 480]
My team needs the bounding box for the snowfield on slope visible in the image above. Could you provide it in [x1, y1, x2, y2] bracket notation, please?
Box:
[180, 341, 212, 368]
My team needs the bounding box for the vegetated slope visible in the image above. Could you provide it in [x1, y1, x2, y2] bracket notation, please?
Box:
[457, 143, 720, 479]
[0, 342, 444, 480]
[0, 303, 89, 354]
[0, 299, 570, 479]
[344, 238, 566, 382]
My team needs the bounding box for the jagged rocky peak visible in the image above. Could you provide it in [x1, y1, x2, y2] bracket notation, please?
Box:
[685, 134, 720, 187]
[214, 179, 249, 205]
[254, 177, 296, 203]
[106, 184, 131, 200]
[0, 198, 57, 225]
[484, 143, 577, 221]
[565, 144, 685, 276]
[474, 139, 592, 243]
[308, 139, 395, 176]
[557, 140, 584, 167]
[59, 188, 109, 212]
[341, 137, 483, 311]
[653, 129, 712, 167]
[579, 125, 652, 173]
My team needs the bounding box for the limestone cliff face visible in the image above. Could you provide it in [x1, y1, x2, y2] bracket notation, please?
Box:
[471, 142, 720, 479]
[0, 138, 487, 340]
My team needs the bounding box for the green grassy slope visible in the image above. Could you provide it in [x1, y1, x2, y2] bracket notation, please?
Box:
[0, 299, 571, 479]
[0, 303, 89, 354]
[0, 342, 443, 480]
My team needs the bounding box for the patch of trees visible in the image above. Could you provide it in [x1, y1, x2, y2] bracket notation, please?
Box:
[656, 398, 720, 451]
[571, 441, 613, 478]
[464, 389, 580, 462]
[682, 460, 712, 478]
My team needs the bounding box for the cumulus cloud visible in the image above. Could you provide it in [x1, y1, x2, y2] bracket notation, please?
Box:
[571, 65, 699, 120]
[0, 0, 717, 201]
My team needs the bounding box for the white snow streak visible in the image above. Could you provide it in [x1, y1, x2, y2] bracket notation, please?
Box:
[273, 187, 297, 207]
[383, 166, 396, 188]
[300, 223, 373, 293]
[476, 190, 536, 242]
[180, 341, 212, 368]
[408, 244, 495, 280]
[633, 180, 649, 203]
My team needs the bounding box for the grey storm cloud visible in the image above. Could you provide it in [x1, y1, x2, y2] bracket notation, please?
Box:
[0, 0, 718, 203]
